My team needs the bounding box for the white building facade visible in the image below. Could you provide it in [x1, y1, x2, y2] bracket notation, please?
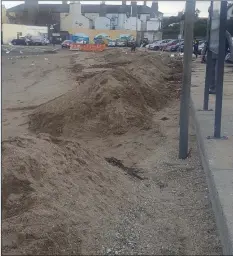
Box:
[60, 1, 163, 41]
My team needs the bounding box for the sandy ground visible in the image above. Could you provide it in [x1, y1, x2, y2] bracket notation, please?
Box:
[2, 52, 75, 139]
[2, 49, 222, 255]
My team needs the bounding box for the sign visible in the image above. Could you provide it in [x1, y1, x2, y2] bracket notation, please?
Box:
[70, 43, 106, 52]
[209, 1, 221, 54]
[52, 33, 60, 36]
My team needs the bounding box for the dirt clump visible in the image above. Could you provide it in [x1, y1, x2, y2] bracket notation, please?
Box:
[29, 52, 182, 137]
[2, 134, 134, 255]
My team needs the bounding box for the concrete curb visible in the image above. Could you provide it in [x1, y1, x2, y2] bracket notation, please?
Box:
[190, 97, 233, 255]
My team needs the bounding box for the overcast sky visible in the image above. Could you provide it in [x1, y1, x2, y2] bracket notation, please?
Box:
[2, 1, 210, 17]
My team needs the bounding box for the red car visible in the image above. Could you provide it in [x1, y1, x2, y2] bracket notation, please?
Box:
[164, 40, 181, 51]
[61, 40, 73, 49]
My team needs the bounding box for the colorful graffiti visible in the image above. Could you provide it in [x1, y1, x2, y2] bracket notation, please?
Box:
[71, 32, 89, 43]
[69, 28, 136, 43]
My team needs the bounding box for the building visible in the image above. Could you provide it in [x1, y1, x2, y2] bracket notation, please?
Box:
[2, 5, 9, 24]
[6, 1, 163, 43]
[2, 24, 48, 44]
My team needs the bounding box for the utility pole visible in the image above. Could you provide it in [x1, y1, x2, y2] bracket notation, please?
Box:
[203, 1, 213, 111]
[179, 0, 196, 159]
[214, 1, 227, 138]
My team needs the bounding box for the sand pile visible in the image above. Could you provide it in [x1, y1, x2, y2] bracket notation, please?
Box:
[29, 52, 182, 137]
[2, 134, 134, 255]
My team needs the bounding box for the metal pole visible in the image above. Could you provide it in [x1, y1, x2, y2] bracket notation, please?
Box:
[203, 50, 213, 110]
[203, 1, 213, 110]
[179, 0, 196, 159]
[136, 3, 138, 46]
[214, 1, 227, 138]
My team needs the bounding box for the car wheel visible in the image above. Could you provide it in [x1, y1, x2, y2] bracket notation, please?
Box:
[12, 41, 16, 45]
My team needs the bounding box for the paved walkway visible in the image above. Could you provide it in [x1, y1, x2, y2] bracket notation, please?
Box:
[191, 61, 233, 255]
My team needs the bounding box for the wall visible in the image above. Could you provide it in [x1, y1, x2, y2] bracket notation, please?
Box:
[60, 13, 72, 31]
[83, 13, 126, 30]
[140, 14, 150, 22]
[70, 2, 90, 29]
[105, 13, 126, 30]
[84, 13, 99, 21]
[117, 13, 126, 30]
[147, 19, 160, 31]
[143, 31, 162, 42]
[60, 2, 91, 32]
[69, 27, 136, 42]
[124, 17, 142, 31]
[95, 17, 110, 30]
[2, 24, 48, 44]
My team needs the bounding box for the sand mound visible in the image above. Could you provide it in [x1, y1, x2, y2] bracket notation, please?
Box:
[29, 53, 182, 137]
[2, 134, 134, 255]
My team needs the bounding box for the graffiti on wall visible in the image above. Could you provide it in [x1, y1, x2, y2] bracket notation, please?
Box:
[69, 28, 136, 43]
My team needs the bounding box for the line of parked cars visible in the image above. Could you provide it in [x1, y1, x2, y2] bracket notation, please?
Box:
[146, 39, 205, 54]
[61, 38, 135, 49]
[61, 37, 207, 53]
[11, 36, 50, 46]
[107, 39, 136, 47]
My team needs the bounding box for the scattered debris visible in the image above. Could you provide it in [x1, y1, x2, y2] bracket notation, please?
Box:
[105, 157, 145, 180]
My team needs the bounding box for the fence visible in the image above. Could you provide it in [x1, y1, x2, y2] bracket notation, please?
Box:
[70, 43, 106, 52]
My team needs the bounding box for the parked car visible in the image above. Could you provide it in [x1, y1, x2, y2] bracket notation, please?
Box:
[149, 39, 172, 51]
[116, 39, 127, 47]
[148, 40, 163, 50]
[11, 37, 32, 46]
[170, 40, 184, 52]
[164, 39, 180, 51]
[108, 40, 116, 47]
[76, 39, 88, 44]
[146, 40, 160, 49]
[61, 40, 73, 49]
[159, 39, 173, 50]
[30, 36, 45, 46]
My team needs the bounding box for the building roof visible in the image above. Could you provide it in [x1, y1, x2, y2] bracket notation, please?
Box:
[81, 4, 152, 14]
[7, 4, 70, 13]
[7, 3, 162, 15]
